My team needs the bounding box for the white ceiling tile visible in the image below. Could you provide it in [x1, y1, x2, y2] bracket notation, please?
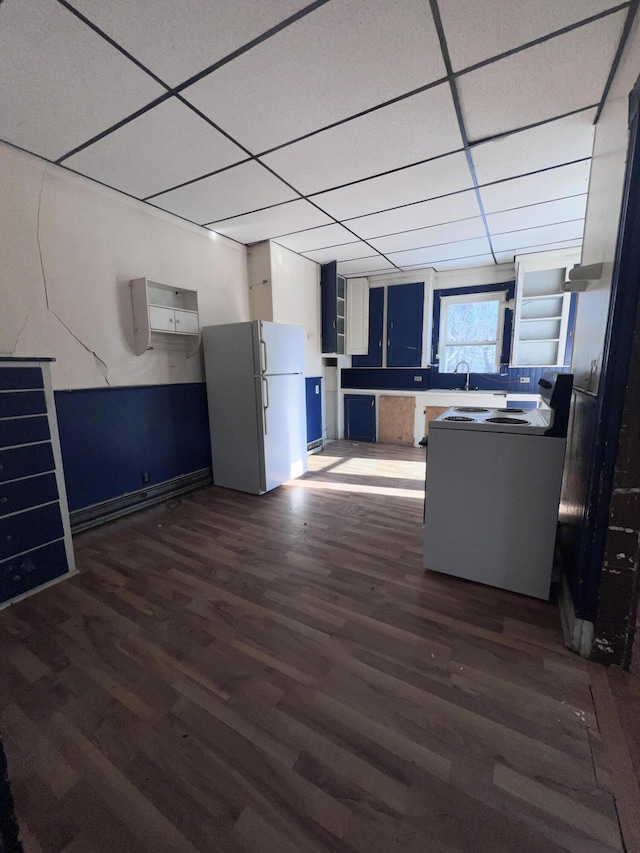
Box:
[494, 240, 582, 264]
[346, 190, 482, 239]
[0, 0, 164, 162]
[182, 0, 446, 152]
[457, 12, 626, 140]
[303, 243, 375, 264]
[337, 257, 396, 276]
[387, 237, 492, 268]
[480, 161, 592, 214]
[404, 254, 496, 271]
[471, 110, 596, 185]
[439, 0, 620, 71]
[68, 0, 312, 87]
[206, 200, 333, 244]
[368, 217, 485, 254]
[261, 85, 463, 194]
[65, 99, 247, 198]
[311, 152, 473, 221]
[492, 221, 585, 252]
[486, 195, 588, 234]
[151, 161, 297, 224]
[273, 224, 357, 253]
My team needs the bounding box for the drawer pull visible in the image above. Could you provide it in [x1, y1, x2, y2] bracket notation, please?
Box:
[0, 497, 6, 505]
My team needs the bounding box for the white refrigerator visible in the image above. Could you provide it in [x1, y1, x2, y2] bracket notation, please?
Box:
[202, 321, 308, 495]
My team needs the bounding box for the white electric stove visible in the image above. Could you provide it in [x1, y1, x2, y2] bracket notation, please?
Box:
[423, 373, 573, 599]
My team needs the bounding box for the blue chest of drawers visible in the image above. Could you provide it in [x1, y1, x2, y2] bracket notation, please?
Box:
[0, 359, 76, 606]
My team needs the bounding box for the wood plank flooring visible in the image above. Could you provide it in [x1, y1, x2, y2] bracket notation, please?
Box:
[0, 440, 638, 852]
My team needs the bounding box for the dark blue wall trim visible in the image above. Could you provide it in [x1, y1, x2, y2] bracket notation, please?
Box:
[305, 377, 322, 443]
[342, 368, 431, 390]
[341, 365, 567, 393]
[55, 383, 211, 512]
[431, 282, 516, 367]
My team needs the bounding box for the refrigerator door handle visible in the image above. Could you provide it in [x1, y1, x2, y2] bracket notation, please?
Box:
[262, 376, 269, 434]
[260, 333, 268, 375]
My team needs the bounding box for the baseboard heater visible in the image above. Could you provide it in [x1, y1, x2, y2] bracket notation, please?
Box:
[69, 468, 212, 533]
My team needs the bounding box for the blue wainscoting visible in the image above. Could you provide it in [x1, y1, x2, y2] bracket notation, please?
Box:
[55, 383, 211, 512]
[305, 377, 323, 443]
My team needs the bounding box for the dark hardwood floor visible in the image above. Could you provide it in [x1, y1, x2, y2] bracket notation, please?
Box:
[1, 440, 639, 852]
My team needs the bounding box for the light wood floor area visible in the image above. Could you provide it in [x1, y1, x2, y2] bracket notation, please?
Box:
[1, 440, 639, 852]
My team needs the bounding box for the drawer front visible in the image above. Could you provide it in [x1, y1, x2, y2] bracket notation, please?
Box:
[0, 473, 59, 520]
[174, 310, 199, 334]
[0, 391, 47, 419]
[0, 538, 69, 604]
[149, 305, 175, 332]
[0, 502, 64, 560]
[0, 416, 51, 449]
[0, 443, 55, 483]
[0, 367, 44, 391]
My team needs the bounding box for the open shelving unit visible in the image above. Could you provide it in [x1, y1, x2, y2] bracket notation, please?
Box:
[512, 252, 579, 367]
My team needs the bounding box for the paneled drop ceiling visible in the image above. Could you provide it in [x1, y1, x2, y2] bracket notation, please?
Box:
[0, 0, 633, 276]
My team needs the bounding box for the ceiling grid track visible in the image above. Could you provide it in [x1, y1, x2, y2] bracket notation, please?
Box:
[2, 0, 629, 273]
[429, 0, 497, 264]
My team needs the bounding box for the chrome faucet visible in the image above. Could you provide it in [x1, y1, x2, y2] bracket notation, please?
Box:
[454, 361, 471, 391]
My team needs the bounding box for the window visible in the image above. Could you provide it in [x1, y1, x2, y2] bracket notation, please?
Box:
[432, 283, 515, 373]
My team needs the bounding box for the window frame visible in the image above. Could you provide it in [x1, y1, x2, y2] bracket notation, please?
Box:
[431, 282, 515, 373]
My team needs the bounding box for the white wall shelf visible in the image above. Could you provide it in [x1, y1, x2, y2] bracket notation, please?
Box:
[512, 250, 580, 368]
[130, 278, 200, 356]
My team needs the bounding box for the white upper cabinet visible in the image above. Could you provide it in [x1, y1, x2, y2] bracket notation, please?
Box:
[130, 278, 200, 356]
[346, 277, 369, 356]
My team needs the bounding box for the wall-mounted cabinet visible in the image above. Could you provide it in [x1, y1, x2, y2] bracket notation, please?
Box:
[320, 264, 369, 355]
[387, 282, 425, 367]
[130, 278, 200, 356]
[512, 251, 579, 367]
[320, 261, 346, 354]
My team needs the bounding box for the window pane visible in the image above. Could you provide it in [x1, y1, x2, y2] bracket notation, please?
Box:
[444, 345, 497, 373]
[446, 300, 499, 343]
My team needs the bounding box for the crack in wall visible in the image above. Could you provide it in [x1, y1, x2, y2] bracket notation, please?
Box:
[51, 312, 111, 387]
[36, 171, 50, 311]
[27, 169, 111, 387]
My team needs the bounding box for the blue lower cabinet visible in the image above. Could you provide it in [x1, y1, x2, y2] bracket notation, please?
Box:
[344, 394, 376, 442]
[0, 539, 69, 604]
[305, 377, 323, 443]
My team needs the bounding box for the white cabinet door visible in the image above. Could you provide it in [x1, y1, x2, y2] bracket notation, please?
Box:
[346, 277, 369, 355]
[175, 310, 198, 334]
[149, 305, 175, 332]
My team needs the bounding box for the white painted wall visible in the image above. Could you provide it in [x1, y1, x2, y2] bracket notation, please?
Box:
[268, 242, 322, 377]
[247, 242, 274, 322]
[573, 17, 640, 393]
[0, 143, 249, 390]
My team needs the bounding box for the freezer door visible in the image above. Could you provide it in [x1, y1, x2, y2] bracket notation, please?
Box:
[254, 321, 305, 375]
[257, 373, 307, 492]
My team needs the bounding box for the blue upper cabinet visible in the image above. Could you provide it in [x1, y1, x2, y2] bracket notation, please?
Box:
[320, 261, 346, 354]
[352, 287, 384, 367]
[387, 283, 424, 367]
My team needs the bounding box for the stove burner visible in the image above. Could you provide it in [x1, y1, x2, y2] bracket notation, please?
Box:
[444, 415, 475, 422]
[453, 407, 489, 413]
[485, 416, 528, 425]
[494, 407, 524, 413]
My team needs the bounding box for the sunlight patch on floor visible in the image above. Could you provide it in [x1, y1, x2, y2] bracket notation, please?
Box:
[284, 479, 423, 498]
[313, 456, 425, 480]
